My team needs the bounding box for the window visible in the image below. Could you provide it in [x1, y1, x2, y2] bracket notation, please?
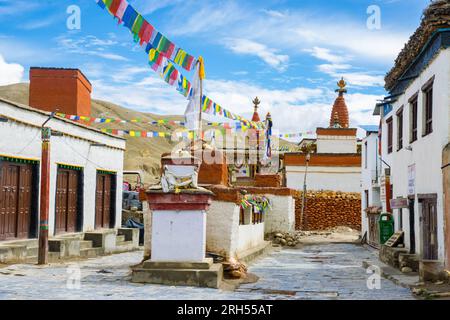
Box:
[364, 141, 368, 169]
[409, 94, 418, 143]
[396, 108, 403, 151]
[422, 77, 434, 136]
[386, 117, 393, 154]
[364, 190, 369, 209]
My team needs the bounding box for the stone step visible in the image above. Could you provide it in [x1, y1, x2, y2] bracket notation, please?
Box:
[26, 246, 38, 257]
[80, 240, 93, 250]
[25, 256, 38, 264]
[80, 247, 103, 258]
[114, 241, 133, 252]
[116, 235, 126, 243]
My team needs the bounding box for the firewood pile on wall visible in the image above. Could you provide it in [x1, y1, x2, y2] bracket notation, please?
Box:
[294, 191, 361, 231]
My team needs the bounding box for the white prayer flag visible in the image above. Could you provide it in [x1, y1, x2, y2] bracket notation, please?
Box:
[184, 63, 201, 131]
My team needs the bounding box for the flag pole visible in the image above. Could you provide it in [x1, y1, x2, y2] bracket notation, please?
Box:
[196, 57, 205, 162]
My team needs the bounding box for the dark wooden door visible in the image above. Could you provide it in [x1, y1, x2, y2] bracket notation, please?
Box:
[422, 198, 438, 260]
[55, 169, 79, 234]
[95, 174, 113, 229]
[0, 162, 32, 240]
[17, 165, 32, 239]
[368, 214, 380, 248]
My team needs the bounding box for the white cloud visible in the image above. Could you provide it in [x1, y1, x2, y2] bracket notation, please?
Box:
[310, 47, 385, 87]
[0, 54, 24, 85]
[170, 2, 246, 36]
[226, 38, 289, 72]
[131, 0, 184, 14]
[0, 1, 40, 16]
[56, 35, 129, 62]
[307, 47, 350, 64]
[262, 9, 287, 19]
[163, 1, 408, 63]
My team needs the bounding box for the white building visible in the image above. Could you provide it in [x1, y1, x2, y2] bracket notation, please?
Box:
[374, 23, 450, 271]
[360, 125, 382, 248]
[0, 97, 125, 241]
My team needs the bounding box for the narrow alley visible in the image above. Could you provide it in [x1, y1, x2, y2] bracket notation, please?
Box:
[0, 244, 414, 300]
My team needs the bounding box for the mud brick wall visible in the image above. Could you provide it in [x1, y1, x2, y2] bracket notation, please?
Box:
[294, 191, 361, 231]
[255, 174, 281, 188]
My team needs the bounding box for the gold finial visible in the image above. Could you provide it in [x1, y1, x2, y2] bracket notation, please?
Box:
[336, 77, 347, 94]
[337, 77, 346, 90]
[253, 97, 261, 112]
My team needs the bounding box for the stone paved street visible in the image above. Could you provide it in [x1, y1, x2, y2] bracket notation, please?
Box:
[0, 244, 414, 300]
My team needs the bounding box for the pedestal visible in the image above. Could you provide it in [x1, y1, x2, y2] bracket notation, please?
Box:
[132, 188, 223, 288]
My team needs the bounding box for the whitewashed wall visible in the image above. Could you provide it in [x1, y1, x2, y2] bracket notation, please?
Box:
[379, 49, 450, 261]
[361, 132, 382, 237]
[0, 100, 125, 236]
[237, 223, 265, 255]
[206, 201, 239, 258]
[317, 135, 357, 154]
[264, 195, 295, 234]
[286, 166, 361, 192]
[151, 210, 207, 262]
[206, 200, 266, 259]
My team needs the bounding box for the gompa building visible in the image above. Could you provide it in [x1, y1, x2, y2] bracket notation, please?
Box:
[284, 79, 362, 193]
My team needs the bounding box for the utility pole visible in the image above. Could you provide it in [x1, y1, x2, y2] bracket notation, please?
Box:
[300, 152, 311, 230]
[38, 113, 55, 265]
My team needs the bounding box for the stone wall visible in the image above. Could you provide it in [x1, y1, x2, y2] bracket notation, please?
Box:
[294, 191, 361, 231]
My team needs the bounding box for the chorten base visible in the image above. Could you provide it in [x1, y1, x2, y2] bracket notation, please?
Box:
[131, 258, 223, 289]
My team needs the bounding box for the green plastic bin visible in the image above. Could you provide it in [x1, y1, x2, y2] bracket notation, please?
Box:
[379, 213, 394, 245]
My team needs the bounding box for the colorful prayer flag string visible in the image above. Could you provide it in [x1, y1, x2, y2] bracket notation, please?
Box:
[96, 0, 196, 72]
[56, 113, 263, 130]
[95, 0, 263, 130]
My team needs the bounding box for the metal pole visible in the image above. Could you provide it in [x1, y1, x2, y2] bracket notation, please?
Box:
[38, 127, 51, 265]
[300, 153, 310, 230]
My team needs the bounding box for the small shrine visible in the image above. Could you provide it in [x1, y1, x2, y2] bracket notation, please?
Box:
[132, 151, 222, 289]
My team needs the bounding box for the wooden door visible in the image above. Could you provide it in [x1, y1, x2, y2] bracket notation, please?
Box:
[0, 162, 32, 240]
[55, 169, 79, 234]
[368, 214, 380, 248]
[95, 174, 114, 229]
[422, 198, 438, 260]
[16, 165, 32, 238]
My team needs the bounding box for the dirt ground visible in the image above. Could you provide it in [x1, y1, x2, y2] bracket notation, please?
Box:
[296, 226, 361, 245]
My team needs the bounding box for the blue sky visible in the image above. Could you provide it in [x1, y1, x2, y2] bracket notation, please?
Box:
[0, 0, 429, 136]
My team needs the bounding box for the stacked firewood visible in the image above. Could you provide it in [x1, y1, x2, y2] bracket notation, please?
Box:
[294, 191, 362, 231]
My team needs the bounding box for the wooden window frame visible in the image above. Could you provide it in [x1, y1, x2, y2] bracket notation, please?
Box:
[408, 93, 418, 143]
[422, 76, 434, 137]
[364, 141, 368, 169]
[396, 107, 404, 151]
[386, 117, 393, 154]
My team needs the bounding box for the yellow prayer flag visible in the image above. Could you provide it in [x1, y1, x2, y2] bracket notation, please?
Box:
[198, 56, 206, 80]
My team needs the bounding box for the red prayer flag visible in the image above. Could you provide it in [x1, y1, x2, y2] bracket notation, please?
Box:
[109, 0, 121, 16]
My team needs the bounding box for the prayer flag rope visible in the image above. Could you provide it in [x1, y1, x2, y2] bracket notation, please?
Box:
[57, 113, 264, 130]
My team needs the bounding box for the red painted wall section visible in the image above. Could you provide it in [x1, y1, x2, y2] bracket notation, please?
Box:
[29, 68, 92, 116]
